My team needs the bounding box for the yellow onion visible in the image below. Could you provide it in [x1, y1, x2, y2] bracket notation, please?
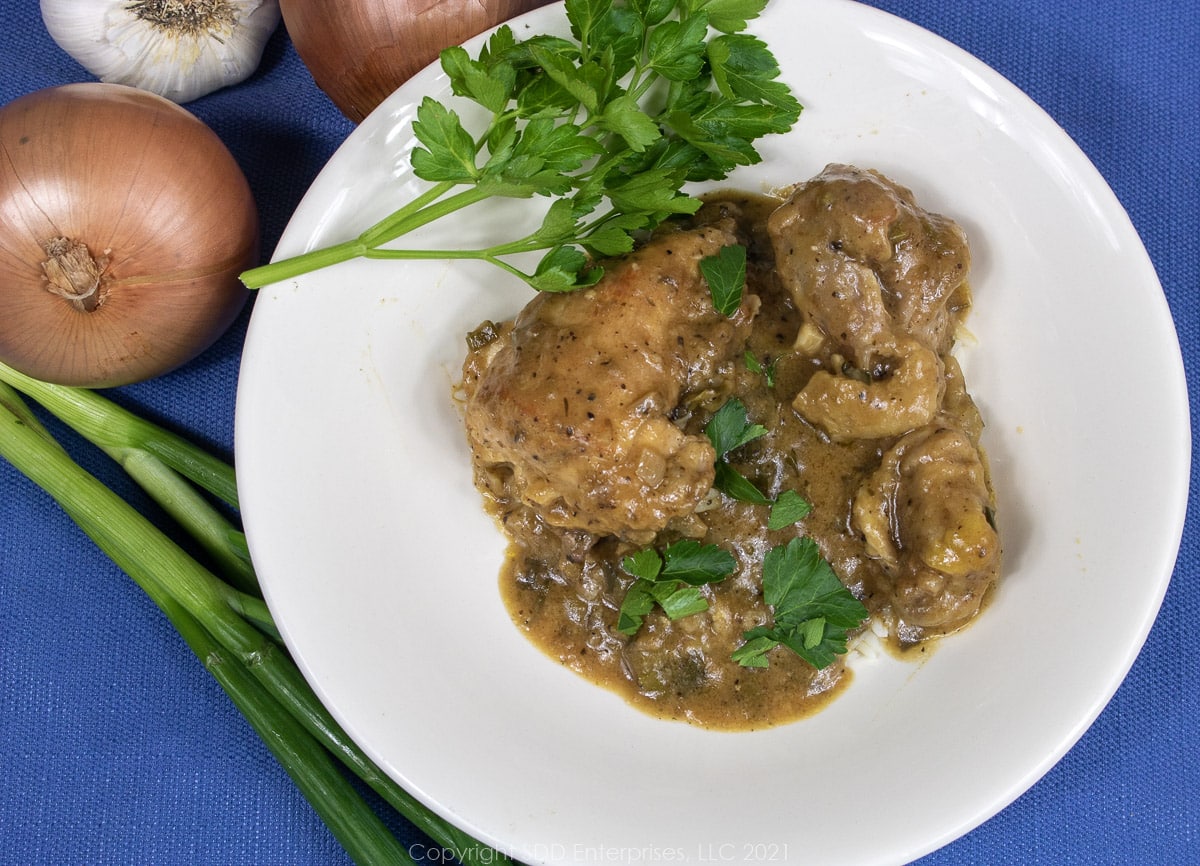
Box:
[0, 83, 257, 387]
[280, 0, 557, 123]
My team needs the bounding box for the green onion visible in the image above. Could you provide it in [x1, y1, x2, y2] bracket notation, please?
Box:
[0, 363, 507, 866]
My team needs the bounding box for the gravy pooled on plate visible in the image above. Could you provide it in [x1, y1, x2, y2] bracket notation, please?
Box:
[459, 165, 1000, 729]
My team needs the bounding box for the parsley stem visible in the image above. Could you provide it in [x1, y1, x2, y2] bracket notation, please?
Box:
[363, 247, 514, 261]
[363, 247, 538, 285]
[363, 230, 552, 262]
[357, 180, 459, 247]
[362, 184, 496, 246]
[240, 235, 366, 289]
[480, 255, 534, 284]
[241, 182, 502, 289]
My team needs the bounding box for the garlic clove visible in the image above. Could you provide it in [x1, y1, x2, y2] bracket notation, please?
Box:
[40, 0, 281, 104]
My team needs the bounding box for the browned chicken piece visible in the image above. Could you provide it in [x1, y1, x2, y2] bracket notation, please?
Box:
[852, 422, 1000, 632]
[767, 164, 971, 441]
[768, 164, 997, 633]
[462, 216, 758, 542]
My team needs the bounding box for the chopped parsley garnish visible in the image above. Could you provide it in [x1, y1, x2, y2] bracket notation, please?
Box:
[618, 405, 861, 671]
[767, 488, 812, 530]
[614, 397, 859, 672]
[705, 397, 766, 458]
[705, 397, 771, 504]
[700, 243, 747, 315]
[616, 539, 735, 635]
[704, 398, 811, 528]
[732, 537, 869, 670]
[744, 350, 778, 387]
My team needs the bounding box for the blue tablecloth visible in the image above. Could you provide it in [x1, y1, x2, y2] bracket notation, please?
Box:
[2, 2, 1195, 864]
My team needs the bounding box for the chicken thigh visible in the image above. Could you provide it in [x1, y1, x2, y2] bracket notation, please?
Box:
[462, 215, 758, 542]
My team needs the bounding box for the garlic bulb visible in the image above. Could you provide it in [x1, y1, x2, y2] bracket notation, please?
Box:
[41, 0, 281, 104]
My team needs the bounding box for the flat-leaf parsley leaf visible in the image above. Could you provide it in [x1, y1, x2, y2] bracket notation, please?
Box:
[699, 243, 747, 316]
[705, 397, 765, 456]
[767, 488, 812, 530]
[732, 537, 868, 670]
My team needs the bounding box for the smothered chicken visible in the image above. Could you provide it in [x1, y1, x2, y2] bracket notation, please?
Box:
[460, 165, 1002, 728]
[768, 164, 972, 441]
[768, 165, 999, 632]
[462, 212, 758, 543]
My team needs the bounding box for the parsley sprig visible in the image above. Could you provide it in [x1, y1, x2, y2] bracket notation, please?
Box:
[241, 0, 801, 292]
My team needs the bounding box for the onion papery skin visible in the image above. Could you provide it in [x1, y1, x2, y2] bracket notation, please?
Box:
[0, 83, 258, 388]
[279, 0, 557, 123]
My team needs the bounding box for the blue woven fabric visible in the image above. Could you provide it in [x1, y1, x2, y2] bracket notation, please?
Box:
[1, 1, 1195, 864]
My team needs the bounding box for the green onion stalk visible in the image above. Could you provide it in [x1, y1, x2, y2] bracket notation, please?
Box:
[0, 361, 508, 866]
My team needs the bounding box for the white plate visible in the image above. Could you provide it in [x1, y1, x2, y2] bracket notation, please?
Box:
[235, 1, 1190, 863]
